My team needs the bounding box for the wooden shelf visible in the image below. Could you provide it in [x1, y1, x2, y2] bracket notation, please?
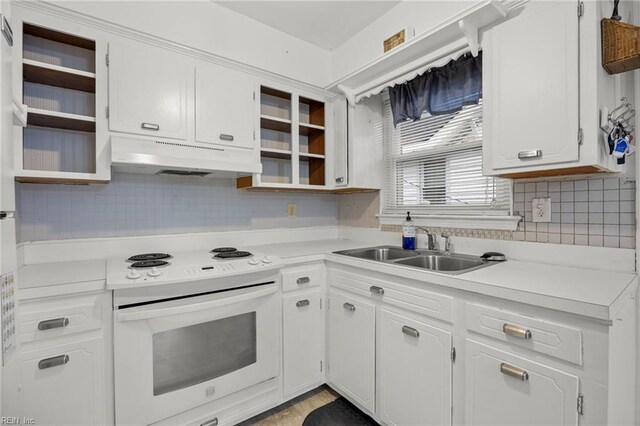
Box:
[261, 86, 291, 101]
[24, 23, 95, 51]
[299, 152, 325, 159]
[261, 115, 292, 133]
[261, 148, 292, 160]
[15, 170, 107, 184]
[299, 96, 325, 127]
[23, 59, 96, 93]
[27, 108, 96, 133]
[235, 178, 379, 194]
[299, 122, 325, 132]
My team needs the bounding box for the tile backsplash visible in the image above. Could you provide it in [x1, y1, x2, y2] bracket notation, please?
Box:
[513, 177, 636, 248]
[16, 173, 338, 242]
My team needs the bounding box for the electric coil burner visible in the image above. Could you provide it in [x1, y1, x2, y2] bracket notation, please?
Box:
[127, 253, 172, 262]
[211, 247, 238, 253]
[214, 251, 252, 259]
[130, 260, 170, 269]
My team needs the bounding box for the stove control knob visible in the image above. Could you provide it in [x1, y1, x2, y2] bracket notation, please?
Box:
[126, 270, 141, 280]
[248, 258, 259, 266]
[261, 256, 272, 264]
[147, 267, 162, 277]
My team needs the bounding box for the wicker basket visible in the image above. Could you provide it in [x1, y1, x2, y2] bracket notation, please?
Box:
[602, 18, 640, 75]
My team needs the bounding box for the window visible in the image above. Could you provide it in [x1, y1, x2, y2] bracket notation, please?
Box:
[382, 97, 511, 217]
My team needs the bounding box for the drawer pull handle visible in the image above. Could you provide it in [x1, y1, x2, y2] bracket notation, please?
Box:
[335, 177, 344, 183]
[518, 149, 542, 160]
[200, 417, 218, 426]
[503, 323, 532, 340]
[296, 299, 310, 308]
[343, 302, 356, 312]
[38, 317, 69, 331]
[296, 277, 311, 285]
[402, 325, 419, 338]
[500, 362, 529, 381]
[370, 285, 384, 295]
[219, 134, 234, 141]
[38, 354, 69, 370]
[141, 122, 160, 131]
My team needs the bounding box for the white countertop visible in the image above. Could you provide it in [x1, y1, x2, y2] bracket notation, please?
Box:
[17, 238, 637, 320]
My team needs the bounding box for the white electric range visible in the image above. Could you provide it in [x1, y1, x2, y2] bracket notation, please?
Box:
[107, 247, 282, 425]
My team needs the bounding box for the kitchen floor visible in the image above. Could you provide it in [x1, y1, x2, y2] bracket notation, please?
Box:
[238, 386, 340, 426]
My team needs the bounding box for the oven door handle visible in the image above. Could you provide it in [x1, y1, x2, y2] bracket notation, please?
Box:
[116, 285, 277, 323]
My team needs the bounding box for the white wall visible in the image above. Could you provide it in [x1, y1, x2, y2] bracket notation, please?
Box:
[329, 1, 474, 82]
[47, 0, 332, 87]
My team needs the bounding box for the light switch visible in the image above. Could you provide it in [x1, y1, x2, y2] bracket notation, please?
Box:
[532, 198, 551, 222]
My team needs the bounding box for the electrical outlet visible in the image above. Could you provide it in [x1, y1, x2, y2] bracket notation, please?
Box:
[287, 203, 297, 219]
[532, 198, 551, 222]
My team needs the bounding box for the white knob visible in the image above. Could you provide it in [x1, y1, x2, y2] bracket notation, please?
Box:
[147, 267, 162, 277]
[248, 258, 259, 265]
[262, 256, 272, 264]
[126, 270, 141, 280]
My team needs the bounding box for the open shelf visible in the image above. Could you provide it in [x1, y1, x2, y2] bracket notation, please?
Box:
[299, 96, 325, 127]
[20, 23, 101, 182]
[261, 148, 292, 160]
[24, 23, 95, 51]
[260, 86, 291, 121]
[299, 152, 325, 159]
[23, 59, 96, 93]
[27, 108, 96, 133]
[260, 115, 292, 133]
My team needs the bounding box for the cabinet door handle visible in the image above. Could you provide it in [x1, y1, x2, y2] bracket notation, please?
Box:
[402, 325, 419, 338]
[219, 134, 234, 141]
[296, 299, 310, 308]
[500, 362, 529, 381]
[370, 285, 384, 295]
[518, 149, 542, 160]
[141, 122, 160, 131]
[335, 177, 344, 183]
[38, 317, 69, 331]
[503, 323, 532, 340]
[296, 276, 310, 285]
[200, 417, 218, 426]
[343, 302, 356, 312]
[38, 354, 69, 370]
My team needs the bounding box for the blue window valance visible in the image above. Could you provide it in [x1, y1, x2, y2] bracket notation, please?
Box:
[389, 51, 482, 127]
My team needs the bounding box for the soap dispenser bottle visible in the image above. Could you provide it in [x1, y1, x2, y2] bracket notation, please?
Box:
[402, 212, 416, 250]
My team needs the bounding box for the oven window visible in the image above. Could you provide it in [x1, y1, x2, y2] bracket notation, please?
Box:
[152, 312, 257, 396]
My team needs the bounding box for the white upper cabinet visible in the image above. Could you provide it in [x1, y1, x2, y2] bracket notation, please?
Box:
[195, 64, 256, 149]
[108, 42, 189, 140]
[483, 1, 579, 173]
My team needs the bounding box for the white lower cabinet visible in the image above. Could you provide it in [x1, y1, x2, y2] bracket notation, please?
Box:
[19, 337, 104, 426]
[378, 308, 452, 426]
[282, 290, 323, 397]
[327, 290, 376, 413]
[464, 339, 580, 425]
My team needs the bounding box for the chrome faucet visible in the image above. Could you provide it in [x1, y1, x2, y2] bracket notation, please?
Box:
[441, 234, 452, 255]
[418, 227, 437, 251]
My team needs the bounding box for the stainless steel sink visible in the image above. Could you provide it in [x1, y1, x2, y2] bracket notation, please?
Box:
[336, 247, 420, 261]
[333, 245, 497, 275]
[394, 254, 487, 274]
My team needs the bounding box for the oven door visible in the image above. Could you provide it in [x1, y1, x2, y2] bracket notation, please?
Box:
[114, 283, 280, 425]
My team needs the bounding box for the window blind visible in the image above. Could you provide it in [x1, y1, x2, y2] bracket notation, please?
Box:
[382, 97, 511, 216]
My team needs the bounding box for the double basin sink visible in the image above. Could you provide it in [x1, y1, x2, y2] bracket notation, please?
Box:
[333, 246, 497, 275]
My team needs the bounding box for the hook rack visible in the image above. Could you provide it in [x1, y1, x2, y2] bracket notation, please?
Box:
[601, 97, 636, 135]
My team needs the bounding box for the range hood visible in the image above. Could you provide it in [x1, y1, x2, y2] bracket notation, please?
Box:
[110, 136, 262, 177]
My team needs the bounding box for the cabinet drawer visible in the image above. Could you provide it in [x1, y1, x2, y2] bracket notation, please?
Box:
[281, 264, 322, 292]
[330, 269, 453, 323]
[466, 302, 583, 365]
[19, 293, 104, 343]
